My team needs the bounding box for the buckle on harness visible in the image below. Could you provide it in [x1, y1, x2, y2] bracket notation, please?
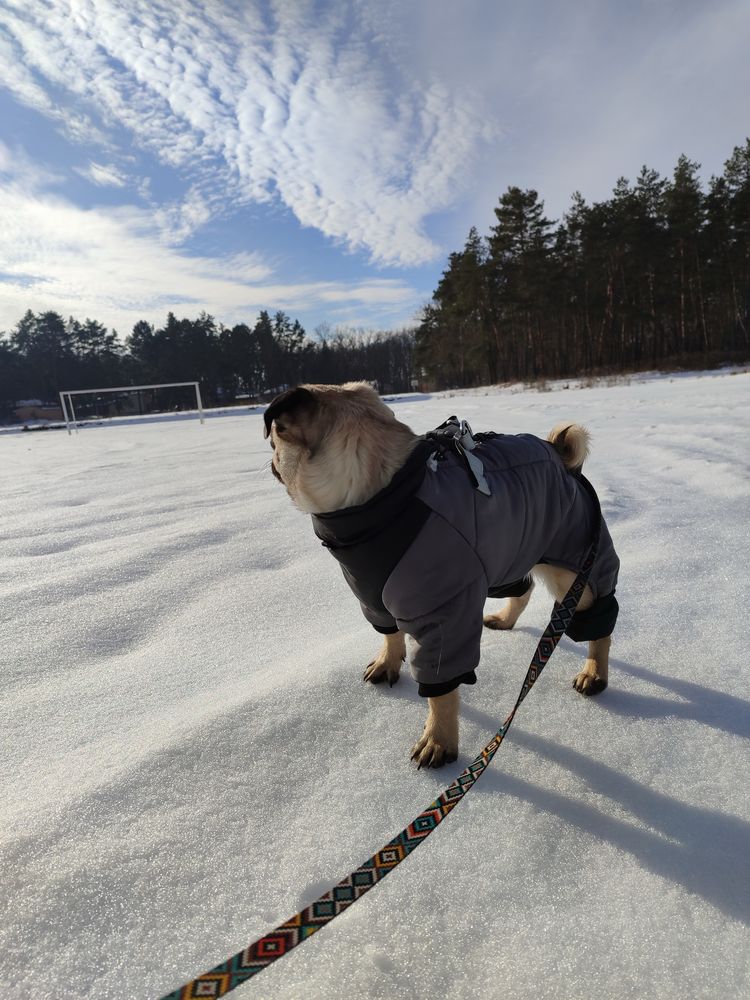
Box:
[427, 416, 491, 496]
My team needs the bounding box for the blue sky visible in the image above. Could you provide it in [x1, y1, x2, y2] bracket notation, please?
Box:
[0, 0, 748, 340]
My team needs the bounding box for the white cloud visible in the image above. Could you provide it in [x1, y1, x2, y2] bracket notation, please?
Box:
[76, 162, 128, 188]
[0, 180, 423, 335]
[0, 0, 492, 266]
[0, 140, 65, 190]
[151, 187, 213, 245]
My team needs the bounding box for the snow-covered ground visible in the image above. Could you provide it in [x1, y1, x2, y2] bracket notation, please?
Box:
[1, 370, 749, 1000]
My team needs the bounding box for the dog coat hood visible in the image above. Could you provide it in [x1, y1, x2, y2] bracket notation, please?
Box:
[312, 427, 619, 696]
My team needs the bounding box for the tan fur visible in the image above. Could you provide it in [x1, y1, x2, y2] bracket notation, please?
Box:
[266, 387, 613, 767]
[483, 579, 535, 630]
[363, 631, 405, 686]
[532, 564, 610, 693]
[268, 382, 418, 513]
[547, 422, 590, 471]
[411, 690, 459, 769]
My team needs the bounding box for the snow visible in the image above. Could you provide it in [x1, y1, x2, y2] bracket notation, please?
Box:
[1, 369, 749, 1000]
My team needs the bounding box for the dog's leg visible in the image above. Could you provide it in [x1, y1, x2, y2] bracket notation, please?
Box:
[411, 689, 459, 769]
[533, 564, 610, 696]
[363, 630, 405, 686]
[483, 581, 535, 630]
[573, 635, 610, 695]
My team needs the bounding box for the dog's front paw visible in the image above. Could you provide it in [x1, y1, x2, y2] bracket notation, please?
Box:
[410, 733, 458, 769]
[363, 656, 403, 687]
[573, 663, 608, 696]
[364, 633, 406, 687]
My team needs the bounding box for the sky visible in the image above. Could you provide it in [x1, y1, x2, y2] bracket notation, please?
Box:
[0, 0, 749, 341]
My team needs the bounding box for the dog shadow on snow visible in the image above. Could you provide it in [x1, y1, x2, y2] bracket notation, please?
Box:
[448, 637, 750, 926]
[514, 626, 750, 740]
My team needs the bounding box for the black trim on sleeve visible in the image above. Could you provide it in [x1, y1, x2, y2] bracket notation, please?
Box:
[487, 575, 533, 599]
[372, 624, 400, 635]
[417, 670, 477, 698]
[565, 592, 619, 642]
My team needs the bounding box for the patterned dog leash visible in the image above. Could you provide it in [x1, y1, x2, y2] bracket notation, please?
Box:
[160, 479, 602, 1000]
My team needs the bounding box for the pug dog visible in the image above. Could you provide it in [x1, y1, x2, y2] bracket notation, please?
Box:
[264, 382, 619, 768]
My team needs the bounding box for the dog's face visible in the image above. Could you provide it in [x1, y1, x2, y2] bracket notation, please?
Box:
[263, 385, 319, 494]
[263, 382, 416, 513]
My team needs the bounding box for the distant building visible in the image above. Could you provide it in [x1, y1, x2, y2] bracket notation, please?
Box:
[13, 401, 64, 422]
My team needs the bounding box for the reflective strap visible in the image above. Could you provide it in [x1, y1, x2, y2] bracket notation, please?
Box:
[461, 447, 491, 496]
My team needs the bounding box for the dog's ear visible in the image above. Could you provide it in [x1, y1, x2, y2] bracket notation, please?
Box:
[263, 386, 318, 439]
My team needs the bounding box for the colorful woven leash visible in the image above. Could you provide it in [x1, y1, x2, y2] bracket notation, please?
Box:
[160, 480, 601, 1000]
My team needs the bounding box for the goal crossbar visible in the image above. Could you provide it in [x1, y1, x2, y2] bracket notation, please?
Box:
[59, 381, 204, 434]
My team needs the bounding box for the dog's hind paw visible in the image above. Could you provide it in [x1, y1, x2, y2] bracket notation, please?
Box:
[483, 613, 516, 631]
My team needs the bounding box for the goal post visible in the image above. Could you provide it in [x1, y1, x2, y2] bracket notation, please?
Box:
[59, 381, 204, 435]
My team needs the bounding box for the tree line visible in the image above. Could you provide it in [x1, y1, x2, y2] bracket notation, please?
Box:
[0, 308, 415, 420]
[2, 138, 748, 416]
[415, 140, 750, 386]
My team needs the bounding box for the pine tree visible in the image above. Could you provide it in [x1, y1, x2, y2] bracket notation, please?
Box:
[9, 310, 75, 399]
[665, 156, 706, 353]
[488, 187, 554, 378]
[722, 140, 750, 344]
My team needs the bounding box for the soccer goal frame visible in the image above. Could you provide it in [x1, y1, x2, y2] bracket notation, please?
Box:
[59, 381, 204, 435]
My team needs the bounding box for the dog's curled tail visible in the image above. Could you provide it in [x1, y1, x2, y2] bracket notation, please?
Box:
[547, 422, 590, 472]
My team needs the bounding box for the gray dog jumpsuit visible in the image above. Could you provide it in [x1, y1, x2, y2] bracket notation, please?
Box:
[312, 426, 619, 697]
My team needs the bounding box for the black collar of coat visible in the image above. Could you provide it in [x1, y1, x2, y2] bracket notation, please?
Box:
[311, 438, 435, 550]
